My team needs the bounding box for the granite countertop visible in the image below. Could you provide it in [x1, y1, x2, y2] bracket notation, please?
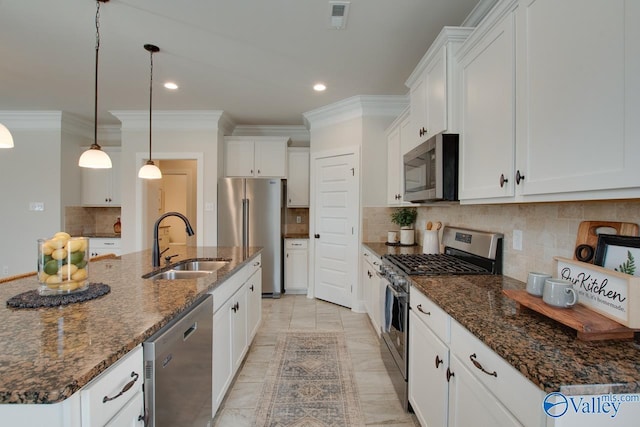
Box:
[283, 233, 309, 239]
[362, 242, 640, 395]
[0, 246, 262, 404]
[81, 233, 121, 238]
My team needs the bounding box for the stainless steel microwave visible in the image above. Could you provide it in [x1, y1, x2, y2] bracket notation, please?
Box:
[403, 133, 459, 202]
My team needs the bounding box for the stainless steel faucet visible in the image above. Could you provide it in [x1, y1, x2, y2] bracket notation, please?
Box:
[152, 211, 195, 267]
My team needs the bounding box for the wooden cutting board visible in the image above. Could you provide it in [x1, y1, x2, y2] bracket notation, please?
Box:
[573, 221, 639, 263]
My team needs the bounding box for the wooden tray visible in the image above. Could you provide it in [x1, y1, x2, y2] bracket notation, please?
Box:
[502, 289, 636, 341]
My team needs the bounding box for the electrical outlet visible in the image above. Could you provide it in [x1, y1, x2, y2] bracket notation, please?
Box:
[29, 202, 44, 211]
[2, 266, 8, 276]
[513, 230, 523, 251]
[296, 216, 302, 224]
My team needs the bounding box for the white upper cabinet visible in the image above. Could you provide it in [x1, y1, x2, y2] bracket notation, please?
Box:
[405, 27, 474, 153]
[386, 108, 411, 205]
[224, 136, 289, 178]
[458, 0, 640, 203]
[458, 2, 517, 201]
[515, 0, 640, 198]
[82, 147, 121, 206]
[286, 147, 310, 207]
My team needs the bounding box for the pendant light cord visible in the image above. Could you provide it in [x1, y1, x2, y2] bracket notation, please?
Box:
[149, 47, 153, 161]
[94, 0, 101, 148]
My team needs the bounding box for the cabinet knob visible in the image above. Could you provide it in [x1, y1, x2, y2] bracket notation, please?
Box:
[250, 169, 254, 174]
[257, 169, 261, 174]
[499, 174, 509, 188]
[446, 367, 455, 382]
[419, 127, 428, 137]
[250, 285, 254, 292]
[515, 170, 525, 185]
[435, 355, 443, 369]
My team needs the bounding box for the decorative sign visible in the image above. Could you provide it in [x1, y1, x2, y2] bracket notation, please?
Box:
[554, 257, 640, 328]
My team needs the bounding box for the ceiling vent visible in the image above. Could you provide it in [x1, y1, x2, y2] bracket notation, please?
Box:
[328, 1, 350, 29]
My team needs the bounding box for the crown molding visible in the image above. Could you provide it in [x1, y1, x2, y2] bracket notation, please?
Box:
[0, 111, 62, 129]
[232, 125, 310, 145]
[461, 0, 500, 27]
[303, 95, 408, 130]
[110, 110, 228, 131]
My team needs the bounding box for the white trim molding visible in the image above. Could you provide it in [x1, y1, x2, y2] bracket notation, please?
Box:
[303, 95, 408, 130]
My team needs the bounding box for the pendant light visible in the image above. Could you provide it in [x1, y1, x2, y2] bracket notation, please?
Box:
[138, 44, 162, 180]
[0, 123, 14, 148]
[79, 0, 112, 169]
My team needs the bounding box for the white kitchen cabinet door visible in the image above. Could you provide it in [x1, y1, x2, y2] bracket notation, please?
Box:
[255, 139, 287, 178]
[458, 4, 517, 201]
[447, 355, 520, 427]
[515, 0, 640, 197]
[104, 391, 144, 427]
[361, 248, 382, 336]
[212, 298, 232, 413]
[287, 148, 310, 207]
[225, 139, 255, 177]
[408, 72, 428, 152]
[387, 124, 402, 205]
[224, 137, 288, 178]
[246, 268, 262, 342]
[82, 148, 121, 206]
[424, 45, 448, 140]
[284, 239, 308, 294]
[409, 311, 449, 427]
[231, 285, 248, 373]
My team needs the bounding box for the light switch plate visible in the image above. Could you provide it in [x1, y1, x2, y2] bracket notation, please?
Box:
[29, 202, 44, 211]
[513, 229, 523, 251]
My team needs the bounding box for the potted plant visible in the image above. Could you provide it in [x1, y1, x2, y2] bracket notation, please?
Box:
[390, 207, 417, 245]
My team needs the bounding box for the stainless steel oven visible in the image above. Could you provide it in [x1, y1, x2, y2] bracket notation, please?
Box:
[381, 271, 410, 410]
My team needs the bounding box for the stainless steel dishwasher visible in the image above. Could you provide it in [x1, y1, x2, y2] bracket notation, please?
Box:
[144, 294, 213, 427]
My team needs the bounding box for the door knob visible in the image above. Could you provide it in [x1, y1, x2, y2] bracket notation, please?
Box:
[314, 234, 320, 239]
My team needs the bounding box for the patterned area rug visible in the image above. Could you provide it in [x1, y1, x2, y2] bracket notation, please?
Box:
[255, 331, 365, 427]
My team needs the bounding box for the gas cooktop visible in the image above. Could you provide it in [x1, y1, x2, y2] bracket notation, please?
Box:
[383, 253, 490, 276]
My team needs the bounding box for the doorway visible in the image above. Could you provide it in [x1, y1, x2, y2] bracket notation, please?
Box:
[136, 152, 204, 251]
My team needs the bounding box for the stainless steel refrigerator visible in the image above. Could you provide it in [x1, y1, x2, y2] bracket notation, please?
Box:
[218, 178, 284, 297]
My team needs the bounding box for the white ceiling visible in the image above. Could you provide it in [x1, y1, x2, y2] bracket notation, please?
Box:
[0, 0, 484, 127]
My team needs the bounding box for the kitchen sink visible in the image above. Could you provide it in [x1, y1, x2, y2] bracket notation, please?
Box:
[144, 270, 213, 280]
[173, 259, 230, 272]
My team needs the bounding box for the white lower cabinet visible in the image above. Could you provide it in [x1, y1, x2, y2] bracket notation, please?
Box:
[284, 239, 308, 294]
[211, 255, 262, 416]
[409, 287, 545, 427]
[447, 354, 520, 427]
[80, 345, 144, 427]
[89, 238, 122, 258]
[361, 247, 383, 336]
[409, 310, 449, 427]
[104, 391, 144, 427]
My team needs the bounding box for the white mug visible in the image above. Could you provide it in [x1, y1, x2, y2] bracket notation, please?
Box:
[387, 231, 398, 244]
[526, 272, 551, 297]
[543, 279, 578, 308]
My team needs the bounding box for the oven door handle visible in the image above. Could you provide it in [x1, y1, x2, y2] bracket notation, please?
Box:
[385, 282, 407, 299]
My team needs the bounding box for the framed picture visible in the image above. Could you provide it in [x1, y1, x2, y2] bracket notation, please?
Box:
[593, 234, 640, 276]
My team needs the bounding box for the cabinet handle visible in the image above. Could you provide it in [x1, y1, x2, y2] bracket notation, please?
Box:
[253, 262, 261, 267]
[250, 285, 254, 292]
[419, 127, 428, 137]
[499, 174, 509, 188]
[446, 367, 455, 382]
[435, 355, 443, 369]
[469, 353, 497, 377]
[367, 271, 372, 278]
[103, 371, 139, 403]
[416, 304, 431, 316]
[314, 234, 320, 239]
[516, 170, 525, 185]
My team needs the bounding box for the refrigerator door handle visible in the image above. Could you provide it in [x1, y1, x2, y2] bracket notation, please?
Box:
[242, 198, 249, 248]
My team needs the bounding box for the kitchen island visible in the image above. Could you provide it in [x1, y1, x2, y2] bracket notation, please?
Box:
[0, 245, 262, 406]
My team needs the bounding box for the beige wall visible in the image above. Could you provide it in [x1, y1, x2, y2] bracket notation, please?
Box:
[363, 199, 640, 282]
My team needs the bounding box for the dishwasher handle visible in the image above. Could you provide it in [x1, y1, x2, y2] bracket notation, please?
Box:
[183, 322, 198, 341]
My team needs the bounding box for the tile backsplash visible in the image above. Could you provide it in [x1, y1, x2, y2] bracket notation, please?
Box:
[65, 206, 122, 236]
[283, 208, 309, 235]
[363, 199, 640, 282]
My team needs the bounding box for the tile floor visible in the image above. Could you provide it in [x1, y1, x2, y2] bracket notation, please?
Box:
[212, 294, 419, 426]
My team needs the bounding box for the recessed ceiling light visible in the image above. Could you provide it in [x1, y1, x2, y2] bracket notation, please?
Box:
[164, 82, 178, 90]
[313, 83, 327, 92]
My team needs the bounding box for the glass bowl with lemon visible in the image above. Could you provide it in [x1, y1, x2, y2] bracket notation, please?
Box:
[37, 232, 89, 296]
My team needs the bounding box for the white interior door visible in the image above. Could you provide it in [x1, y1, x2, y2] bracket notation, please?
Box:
[313, 153, 358, 308]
